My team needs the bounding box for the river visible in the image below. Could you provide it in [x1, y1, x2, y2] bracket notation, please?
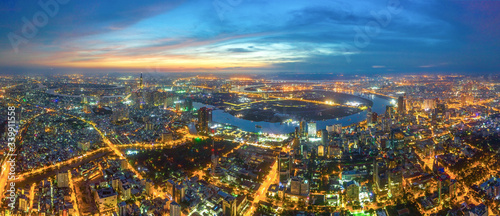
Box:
[194, 94, 392, 134]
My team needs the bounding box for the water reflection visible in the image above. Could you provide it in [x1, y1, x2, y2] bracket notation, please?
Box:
[193, 95, 391, 134]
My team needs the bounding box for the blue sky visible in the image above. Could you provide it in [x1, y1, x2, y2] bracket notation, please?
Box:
[0, 0, 499, 74]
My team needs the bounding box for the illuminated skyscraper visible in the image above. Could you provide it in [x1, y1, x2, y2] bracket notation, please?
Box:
[139, 72, 145, 109]
[222, 195, 237, 216]
[299, 120, 307, 137]
[373, 160, 389, 200]
[385, 105, 395, 120]
[278, 152, 292, 185]
[198, 107, 212, 134]
[308, 121, 316, 138]
[397, 95, 406, 115]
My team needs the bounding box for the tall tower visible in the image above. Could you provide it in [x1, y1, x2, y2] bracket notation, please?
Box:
[140, 72, 143, 90]
[210, 139, 219, 176]
[139, 73, 145, 109]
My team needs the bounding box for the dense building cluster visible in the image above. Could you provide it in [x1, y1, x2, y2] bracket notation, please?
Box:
[0, 74, 499, 215]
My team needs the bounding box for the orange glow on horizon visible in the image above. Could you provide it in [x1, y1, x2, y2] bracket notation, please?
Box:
[47, 56, 270, 71]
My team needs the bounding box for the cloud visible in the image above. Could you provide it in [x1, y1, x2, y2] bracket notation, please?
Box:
[227, 48, 254, 53]
[419, 62, 449, 68]
[0, 0, 499, 74]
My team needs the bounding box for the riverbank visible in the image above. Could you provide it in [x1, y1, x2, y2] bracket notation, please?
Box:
[194, 94, 391, 134]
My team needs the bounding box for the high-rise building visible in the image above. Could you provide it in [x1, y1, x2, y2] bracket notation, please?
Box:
[166, 179, 176, 198]
[120, 159, 128, 170]
[373, 161, 389, 200]
[385, 105, 395, 120]
[164, 94, 176, 109]
[438, 174, 457, 204]
[372, 112, 378, 124]
[290, 177, 309, 196]
[118, 202, 127, 216]
[326, 125, 334, 133]
[184, 98, 193, 112]
[290, 177, 301, 195]
[145, 180, 155, 196]
[299, 121, 307, 137]
[18, 195, 28, 212]
[334, 124, 342, 134]
[145, 122, 155, 131]
[308, 121, 317, 138]
[422, 98, 437, 110]
[388, 167, 403, 198]
[211, 139, 219, 176]
[57, 172, 69, 188]
[466, 204, 487, 216]
[81, 94, 88, 104]
[139, 72, 143, 90]
[175, 184, 186, 203]
[162, 132, 173, 143]
[367, 107, 373, 123]
[318, 145, 324, 156]
[139, 73, 145, 109]
[78, 141, 91, 151]
[344, 180, 359, 203]
[435, 103, 446, 122]
[397, 96, 406, 115]
[198, 107, 212, 134]
[321, 129, 329, 144]
[222, 195, 237, 216]
[300, 179, 309, 195]
[94, 187, 118, 213]
[278, 152, 292, 184]
[170, 201, 181, 216]
[389, 128, 405, 150]
[294, 127, 300, 138]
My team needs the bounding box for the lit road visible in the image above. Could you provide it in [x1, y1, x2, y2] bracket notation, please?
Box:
[2, 109, 206, 202]
[0, 112, 44, 205]
[69, 114, 144, 179]
[193, 85, 359, 109]
[68, 170, 80, 215]
[17, 148, 109, 180]
[244, 160, 278, 216]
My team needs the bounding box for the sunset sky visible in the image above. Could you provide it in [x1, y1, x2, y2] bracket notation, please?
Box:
[1, 0, 499, 74]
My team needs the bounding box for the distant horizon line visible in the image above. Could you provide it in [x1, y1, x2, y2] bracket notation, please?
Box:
[0, 70, 498, 78]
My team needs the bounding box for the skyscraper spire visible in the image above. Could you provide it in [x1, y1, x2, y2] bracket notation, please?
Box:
[139, 72, 145, 109]
[140, 72, 143, 90]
